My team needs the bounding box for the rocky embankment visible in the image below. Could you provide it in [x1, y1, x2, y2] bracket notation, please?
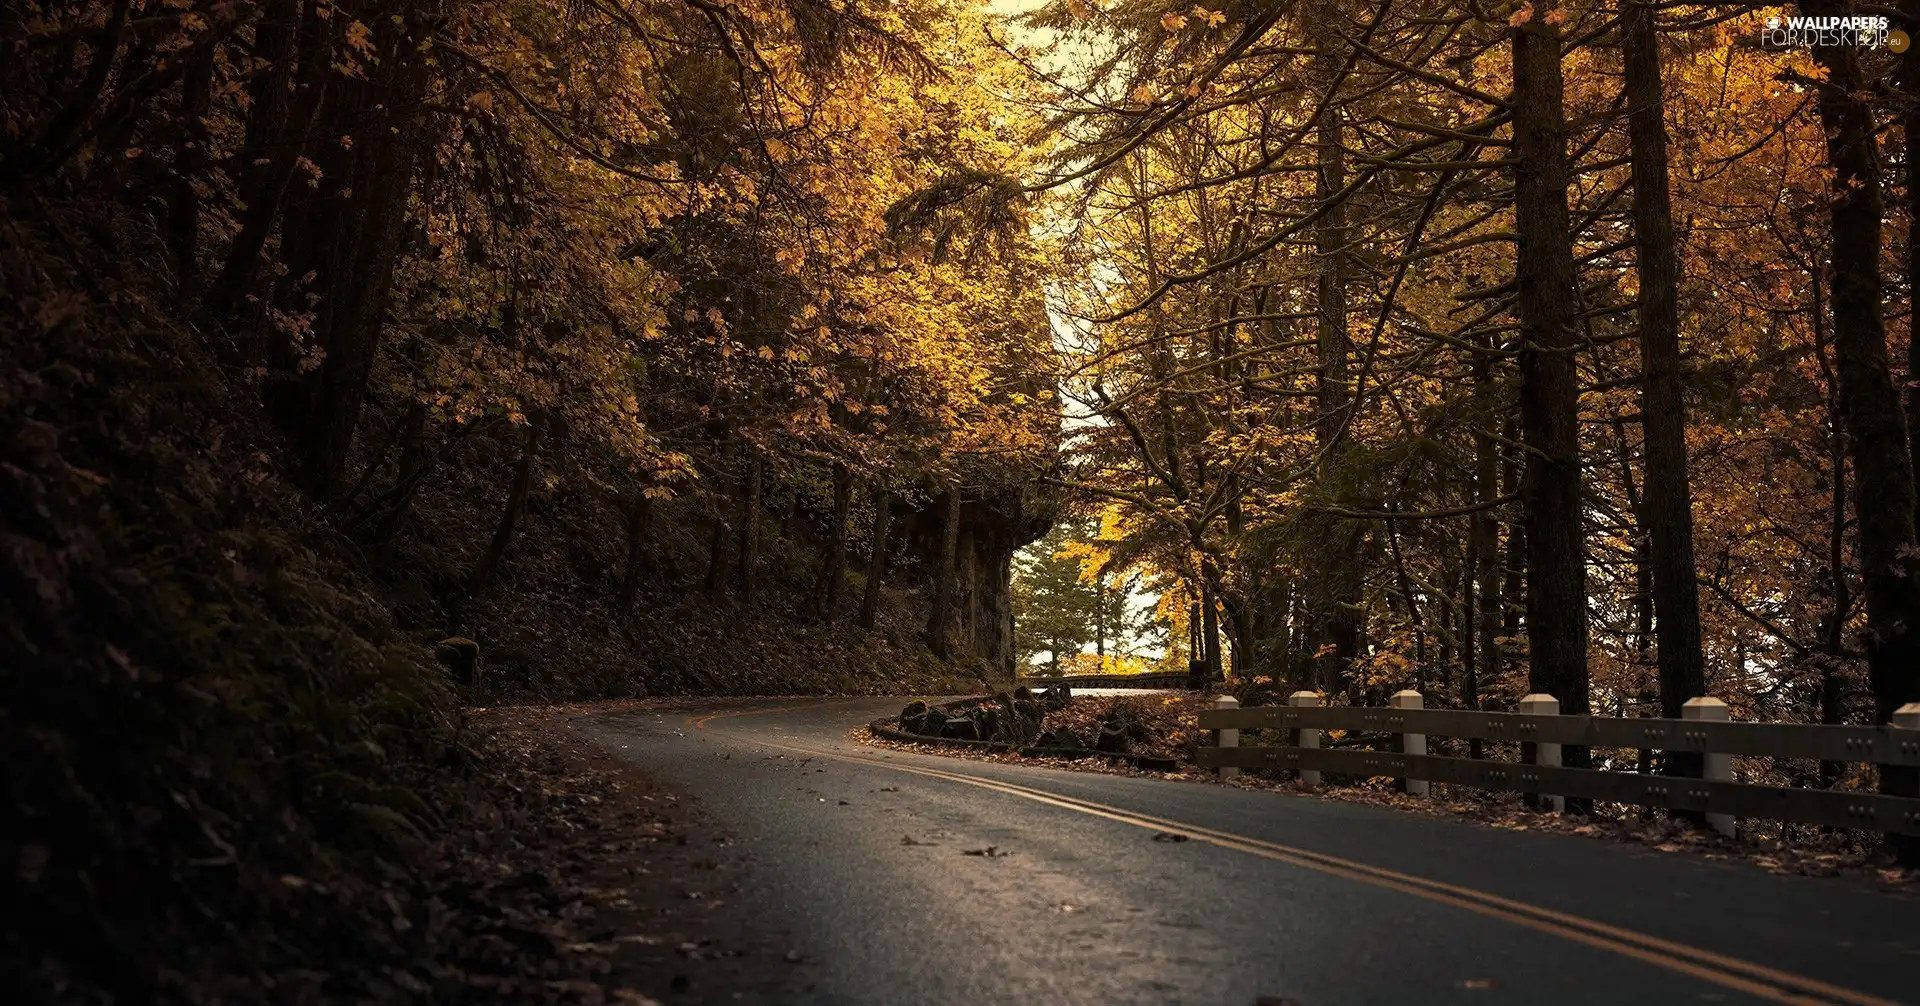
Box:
[886, 688, 1184, 769]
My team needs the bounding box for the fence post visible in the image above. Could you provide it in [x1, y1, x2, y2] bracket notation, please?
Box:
[1213, 695, 1240, 779]
[1891, 704, 1920, 854]
[1682, 696, 1735, 838]
[1518, 693, 1564, 813]
[1289, 691, 1321, 787]
[1390, 690, 1428, 796]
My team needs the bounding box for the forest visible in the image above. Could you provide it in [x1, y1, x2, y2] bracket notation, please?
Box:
[6, 0, 1920, 999]
[1012, 1, 1920, 804]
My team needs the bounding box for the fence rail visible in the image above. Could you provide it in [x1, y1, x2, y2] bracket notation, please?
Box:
[1197, 704, 1920, 766]
[1195, 690, 1920, 839]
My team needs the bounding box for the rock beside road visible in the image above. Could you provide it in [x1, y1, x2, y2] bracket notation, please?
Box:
[1033, 727, 1086, 750]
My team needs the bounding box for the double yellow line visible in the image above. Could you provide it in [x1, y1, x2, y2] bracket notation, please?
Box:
[686, 703, 1900, 1006]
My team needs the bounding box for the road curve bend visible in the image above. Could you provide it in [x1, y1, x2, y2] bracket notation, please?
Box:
[581, 697, 1920, 1006]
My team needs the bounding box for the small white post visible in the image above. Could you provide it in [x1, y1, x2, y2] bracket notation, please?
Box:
[1518, 693, 1563, 813]
[1679, 696, 1735, 837]
[1289, 691, 1321, 787]
[1213, 695, 1240, 779]
[1390, 690, 1428, 796]
[1895, 707, 1920, 825]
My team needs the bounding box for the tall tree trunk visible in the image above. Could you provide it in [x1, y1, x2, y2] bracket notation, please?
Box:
[1188, 596, 1207, 689]
[261, 3, 440, 496]
[705, 449, 732, 604]
[1095, 568, 1107, 659]
[957, 525, 979, 654]
[0, 0, 133, 189]
[1620, 432, 1658, 777]
[925, 486, 962, 660]
[1437, 560, 1457, 694]
[1202, 577, 1224, 683]
[781, 492, 802, 538]
[1501, 412, 1527, 643]
[467, 410, 547, 599]
[167, 41, 214, 294]
[1817, 272, 1851, 787]
[1511, 1, 1591, 774]
[1312, 27, 1361, 697]
[617, 492, 653, 612]
[1622, 0, 1707, 786]
[858, 488, 892, 629]
[1387, 519, 1425, 689]
[736, 452, 763, 606]
[1808, 0, 1920, 860]
[366, 402, 435, 559]
[1469, 348, 1500, 757]
[1903, 0, 1920, 536]
[817, 462, 853, 621]
[207, 0, 316, 325]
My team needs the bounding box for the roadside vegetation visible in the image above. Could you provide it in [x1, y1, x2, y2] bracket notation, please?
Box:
[4, 0, 1051, 998]
[14, 0, 1920, 997]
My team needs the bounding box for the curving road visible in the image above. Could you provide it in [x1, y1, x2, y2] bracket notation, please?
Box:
[581, 696, 1920, 1006]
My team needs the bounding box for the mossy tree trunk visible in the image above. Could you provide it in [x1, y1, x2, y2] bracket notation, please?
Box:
[859, 487, 891, 630]
[617, 492, 653, 612]
[704, 438, 733, 604]
[736, 451, 762, 606]
[924, 485, 961, 660]
[467, 408, 548, 600]
[817, 462, 852, 621]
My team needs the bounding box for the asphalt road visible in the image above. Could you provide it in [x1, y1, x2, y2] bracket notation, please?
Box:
[581, 696, 1920, 1006]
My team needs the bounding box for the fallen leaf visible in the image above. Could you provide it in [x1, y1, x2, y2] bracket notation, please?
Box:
[1153, 832, 1190, 843]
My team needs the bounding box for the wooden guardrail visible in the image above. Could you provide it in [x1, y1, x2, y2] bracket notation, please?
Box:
[1196, 690, 1920, 838]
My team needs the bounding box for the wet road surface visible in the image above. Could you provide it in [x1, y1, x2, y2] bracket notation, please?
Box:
[580, 696, 1920, 1006]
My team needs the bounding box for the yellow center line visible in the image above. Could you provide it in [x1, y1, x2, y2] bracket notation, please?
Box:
[680, 701, 1899, 1006]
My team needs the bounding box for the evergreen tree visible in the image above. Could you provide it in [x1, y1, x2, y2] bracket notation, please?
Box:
[1013, 523, 1100, 673]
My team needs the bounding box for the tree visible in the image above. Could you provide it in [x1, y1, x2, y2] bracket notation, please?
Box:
[1619, 0, 1706, 783]
[1805, 0, 1920, 850]
[1010, 522, 1104, 670]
